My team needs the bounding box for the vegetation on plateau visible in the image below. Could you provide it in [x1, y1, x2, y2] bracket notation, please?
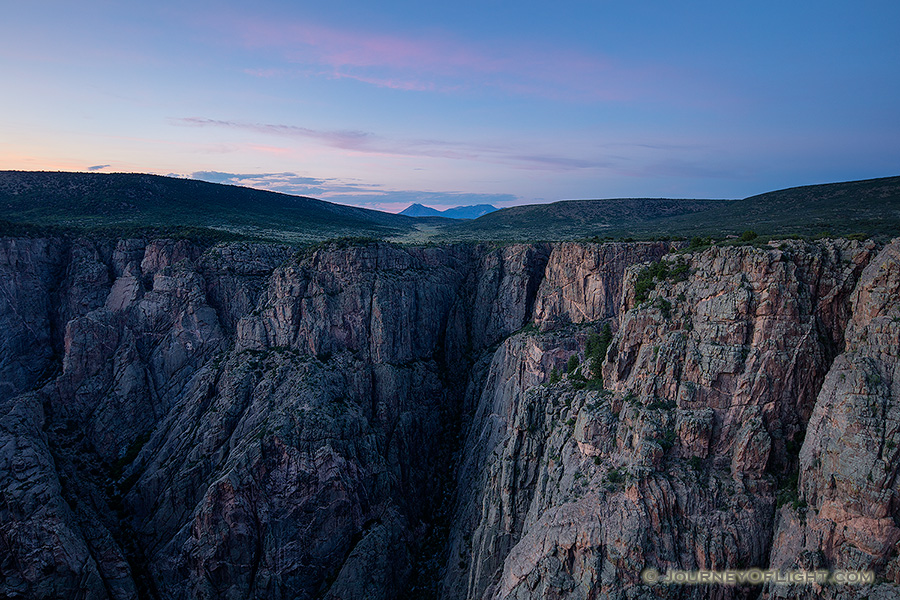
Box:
[1, 171, 898, 244]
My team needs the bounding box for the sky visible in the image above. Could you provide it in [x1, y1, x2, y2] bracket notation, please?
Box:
[1, 1, 898, 212]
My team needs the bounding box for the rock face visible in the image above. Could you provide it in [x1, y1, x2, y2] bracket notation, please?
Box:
[0, 238, 66, 403]
[0, 236, 897, 599]
[765, 241, 900, 599]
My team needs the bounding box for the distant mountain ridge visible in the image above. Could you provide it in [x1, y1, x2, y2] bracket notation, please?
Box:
[399, 203, 497, 219]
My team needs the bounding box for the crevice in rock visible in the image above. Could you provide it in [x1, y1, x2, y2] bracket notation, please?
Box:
[523, 244, 552, 325]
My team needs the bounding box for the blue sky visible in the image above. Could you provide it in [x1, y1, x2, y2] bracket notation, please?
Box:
[2, 1, 898, 212]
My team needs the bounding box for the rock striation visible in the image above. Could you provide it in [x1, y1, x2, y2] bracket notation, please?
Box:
[0, 236, 897, 600]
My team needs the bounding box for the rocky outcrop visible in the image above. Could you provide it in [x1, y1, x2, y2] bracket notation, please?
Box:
[444, 238, 900, 600]
[532, 242, 670, 329]
[0, 392, 138, 600]
[0, 238, 289, 599]
[1, 236, 898, 600]
[0, 238, 65, 403]
[765, 240, 900, 599]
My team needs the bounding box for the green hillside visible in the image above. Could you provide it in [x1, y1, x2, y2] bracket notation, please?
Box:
[2, 171, 898, 244]
[691, 176, 900, 238]
[439, 198, 727, 240]
[0, 171, 427, 243]
[444, 176, 900, 241]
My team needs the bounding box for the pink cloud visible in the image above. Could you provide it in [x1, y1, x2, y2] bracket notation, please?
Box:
[330, 71, 442, 93]
[246, 144, 293, 155]
[176, 117, 374, 152]
[172, 117, 609, 171]
[240, 21, 500, 72]
[0, 154, 87, 171]
[227, 18, 645, 102]
[242, 67, 287, 78]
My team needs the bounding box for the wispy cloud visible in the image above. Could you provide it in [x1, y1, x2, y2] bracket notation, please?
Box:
[174, 117, 608, 171]
[191, 171, 341, 197]
[229, 18, 653, 102]
[87, 164, 110, 171]
[178, 117, 373, 151]
[189, 170, 517, 212]
[510, 154, 606, 170]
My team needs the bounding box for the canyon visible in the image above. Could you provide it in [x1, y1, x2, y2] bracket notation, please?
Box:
[1, 236, 898, 599]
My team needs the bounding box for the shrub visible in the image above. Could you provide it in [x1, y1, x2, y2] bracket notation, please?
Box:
[659, 429, 677, 451]
[605, 467, 625, 484]
[670, 258, 690, 281]
[109, 433, 150, 480]
[634, 261, 669, 303]
[647, 398, 675, 410]
[776, 474, 800, 508]
[634, 258, 691, 303]
[567, 355, 579, 374]
[866, 371, 883, 390]
[549, 367, 561, 385]
[739, 230, 758, 242]
[585, 322, 613, 382]
[656, 298, 672, 320]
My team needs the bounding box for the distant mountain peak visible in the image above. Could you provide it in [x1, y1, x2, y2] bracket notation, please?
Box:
[398, 203, 442, 217]
[399, 203, 498, 220]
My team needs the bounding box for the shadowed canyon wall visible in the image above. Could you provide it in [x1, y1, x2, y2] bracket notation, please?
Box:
[1, 237, 897, 599]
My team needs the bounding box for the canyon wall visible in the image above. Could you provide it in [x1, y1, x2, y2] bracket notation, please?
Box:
[0, 237, 897, 599]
